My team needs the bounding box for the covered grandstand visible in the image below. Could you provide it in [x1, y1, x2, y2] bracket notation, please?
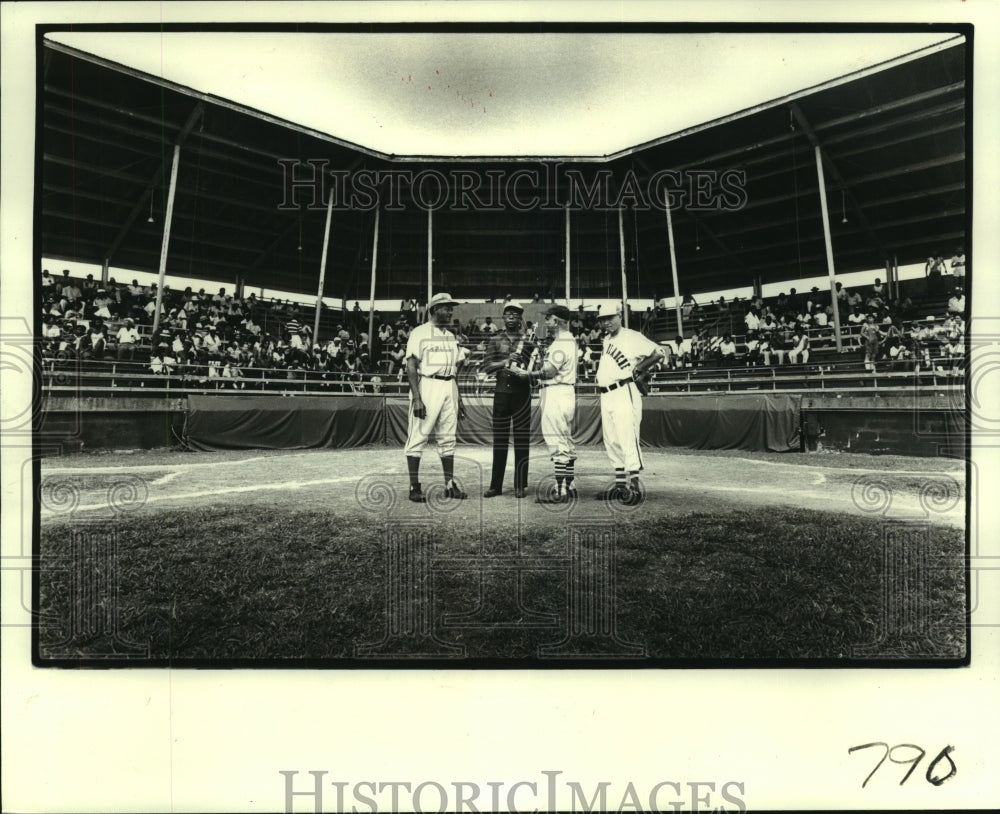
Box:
[36, 28, 969, 454]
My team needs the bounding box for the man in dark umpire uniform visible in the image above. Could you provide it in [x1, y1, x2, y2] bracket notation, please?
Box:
[482, 301, 535, 498]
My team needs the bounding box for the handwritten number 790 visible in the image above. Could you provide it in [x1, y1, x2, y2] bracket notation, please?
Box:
[848, 743, 956, 788]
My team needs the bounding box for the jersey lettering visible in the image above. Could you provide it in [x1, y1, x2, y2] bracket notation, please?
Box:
[604, 343, 631, 370]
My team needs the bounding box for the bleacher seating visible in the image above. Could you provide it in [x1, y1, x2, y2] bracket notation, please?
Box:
[39, 266, 967, 401]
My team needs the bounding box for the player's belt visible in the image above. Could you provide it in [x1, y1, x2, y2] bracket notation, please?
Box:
[598, 376, 635, 394]
[539, 381, 572, 388]
[421, 373, 455, 381]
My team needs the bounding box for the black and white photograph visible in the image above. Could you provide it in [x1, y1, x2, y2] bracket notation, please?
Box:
[2, 2, 998, 812]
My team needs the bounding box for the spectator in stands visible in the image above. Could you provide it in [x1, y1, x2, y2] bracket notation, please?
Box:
[926, 252, 948, 295]
[860, 313, 881, 371]
[681, 292, 698, 320]
[886, 336, 910, 370]
[62, 275, 82, 303]
[481, 316, 498, 334]
[116, 318, 140, 361]
[42, 315, 61, 349]
[717, 333, 737, 365]
[787, 288, 801, 314]
[90, 289, 113, 320]
[41, 268, 54, 290]
[815, 304, 833, 328]
[204, 325, 223, 359]
[744, 330, 761, 367]
[866, 281, 886, 311]
[744, 307, 760, 332]
[149, 343, 175, 376]
[950, 246, 966, 285]
[760, 331, 783, 366]
[172, 331, 188, 358]
[942, 334, 964, 374]
[948, 287, 965, 315]
[242, 313, 261, 336]
[834, 281, 847, 304]
[788, 325, 810, 365]
[386, 341, 405, 376]
[222, 359, 244, 388]
[879, 315, 903, 350]
[806, 287, 822, 314]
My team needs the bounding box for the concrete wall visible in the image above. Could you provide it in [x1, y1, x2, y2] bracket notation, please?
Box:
[800, 395, 965, 457]
[40, 397, 186, 454]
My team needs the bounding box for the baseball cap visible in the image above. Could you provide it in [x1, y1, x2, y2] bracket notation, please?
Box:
[597, 304, 624, 320]
[544, 304, 572, 321]
[502, 300, 524, 314]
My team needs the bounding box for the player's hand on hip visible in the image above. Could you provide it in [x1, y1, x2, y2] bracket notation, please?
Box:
[412, 397, 427, 419]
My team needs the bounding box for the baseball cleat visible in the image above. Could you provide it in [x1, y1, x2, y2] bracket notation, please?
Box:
[408, 484, 426, 503]
[595, 485, 628, 501]
[484, 488, 502, 498]
[623, 488, 644, 506]
[514, 488, 527, 499]
[445, 479, 468, 499]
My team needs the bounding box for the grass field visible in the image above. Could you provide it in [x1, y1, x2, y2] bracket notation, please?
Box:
[36, 446, 967, 664]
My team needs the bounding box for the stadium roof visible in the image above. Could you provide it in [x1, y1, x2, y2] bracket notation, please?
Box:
[39, 30, 967, 300]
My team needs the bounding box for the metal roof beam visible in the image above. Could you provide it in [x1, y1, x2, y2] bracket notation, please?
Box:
[104, 103, 204, 262]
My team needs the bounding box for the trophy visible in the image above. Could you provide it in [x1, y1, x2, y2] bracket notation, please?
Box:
[507, 337, 528, 376]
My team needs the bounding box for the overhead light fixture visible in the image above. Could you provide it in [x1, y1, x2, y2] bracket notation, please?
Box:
[147, 193, 155, 224]
[695, 221, 701, 252]
[841, 190, 848, 224]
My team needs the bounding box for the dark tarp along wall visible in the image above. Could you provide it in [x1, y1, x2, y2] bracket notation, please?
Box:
[184, 395, 385, 450]
[384, 393, 800, 452]
[639, 394, 801, 452]
[185, 394, 798, 452]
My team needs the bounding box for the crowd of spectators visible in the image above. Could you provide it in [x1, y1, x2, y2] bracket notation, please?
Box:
[645, 261, 967, 375]
[39, 269, 420, 389]
[41, 258, 967, 389]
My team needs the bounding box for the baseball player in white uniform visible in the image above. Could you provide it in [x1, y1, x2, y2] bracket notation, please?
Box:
[513, 304, 577, 502]
[595, 303, 665, 503]
[404, 292, 469, 501]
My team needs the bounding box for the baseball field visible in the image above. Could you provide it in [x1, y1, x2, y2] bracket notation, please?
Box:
[36, 445, 967, 665]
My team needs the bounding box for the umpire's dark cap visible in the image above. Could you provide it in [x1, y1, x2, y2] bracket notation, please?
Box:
[544, 304, 572, 321]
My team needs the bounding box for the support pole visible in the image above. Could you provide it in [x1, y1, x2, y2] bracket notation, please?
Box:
[151, 144, 181, 337]
[313, 189, 335, 343]
[813, 146, 843, 352]
[664, 202, 682, 335]
[368, 205, 380, 348]
[101, 258, 109, 286]
[565, 204, 571, 306]
[426, 207, 433, 306]
[618, 206, 629, 329]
